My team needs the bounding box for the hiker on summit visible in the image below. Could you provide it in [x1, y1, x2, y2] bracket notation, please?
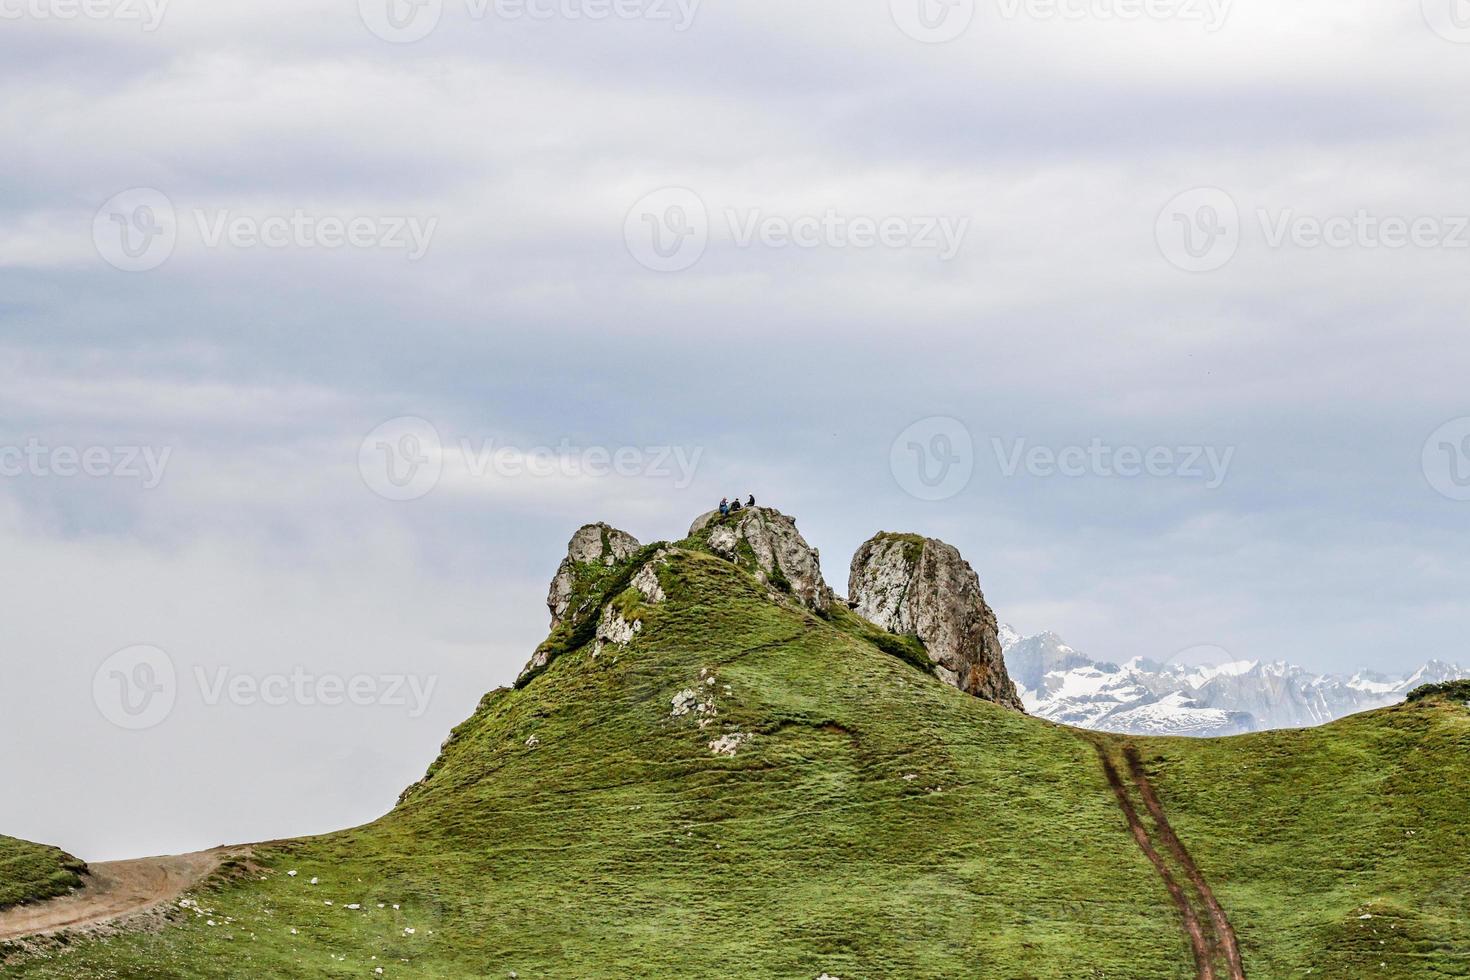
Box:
[746, 494, 756, 507]
[730, 497, 743, 512]
[719, 497, 730, 516]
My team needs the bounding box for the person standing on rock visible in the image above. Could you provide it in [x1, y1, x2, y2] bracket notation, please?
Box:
[719, 497, 729, 516]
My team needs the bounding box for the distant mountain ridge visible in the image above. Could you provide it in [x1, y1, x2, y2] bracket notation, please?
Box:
[1000, 625, 1468, 736]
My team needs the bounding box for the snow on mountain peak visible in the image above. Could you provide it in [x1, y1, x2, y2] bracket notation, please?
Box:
[1179, 659, 1259, 685]
[1001, 628, 1468, 737]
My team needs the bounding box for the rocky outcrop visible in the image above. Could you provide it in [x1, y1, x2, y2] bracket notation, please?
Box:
[592, 550, 670, 654]
[629, 560, 666, 604]
[687, 507, 833, 613]
[546, 523, 641, 629]
[595, 603, 641, 647]
[522, 542, 665, 685]
[848, 533, 1023, 710]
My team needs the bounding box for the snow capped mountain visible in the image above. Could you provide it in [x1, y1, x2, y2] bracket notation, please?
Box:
[1004, 631, 1094, 694]
[1001, 627, 1468, 737]
[1105, 692, 1251, 738]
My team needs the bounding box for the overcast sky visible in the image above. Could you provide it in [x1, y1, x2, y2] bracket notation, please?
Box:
[3, 0, 1469, 860]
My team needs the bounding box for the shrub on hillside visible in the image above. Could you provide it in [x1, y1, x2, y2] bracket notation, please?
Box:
[1406, 679, 1470, 703]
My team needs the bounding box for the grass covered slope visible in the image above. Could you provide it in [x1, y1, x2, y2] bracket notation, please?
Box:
[377, 551, 1189, 977]
[4, 549, 1188, 977]
[1127, 692, 1470, 978]
[0, 837, 86, 911]
[5, 545, 1470, 977]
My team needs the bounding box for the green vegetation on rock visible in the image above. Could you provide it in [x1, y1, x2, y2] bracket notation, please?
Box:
[823, 602, 936, 678]
[871, 531, 928, 565]
[0, 836, 86, 911]
[519, 541, 668, 687]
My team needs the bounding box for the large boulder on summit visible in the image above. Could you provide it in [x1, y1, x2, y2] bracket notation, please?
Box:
[687, 507, 834, 613]
[546, 523, 641, 630]
[848, 533, 1023, 710]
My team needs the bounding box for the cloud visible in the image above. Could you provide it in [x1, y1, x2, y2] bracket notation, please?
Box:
[2, 0, 1469, 858]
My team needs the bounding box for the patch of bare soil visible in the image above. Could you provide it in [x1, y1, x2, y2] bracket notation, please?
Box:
[0, 847, 242, 942]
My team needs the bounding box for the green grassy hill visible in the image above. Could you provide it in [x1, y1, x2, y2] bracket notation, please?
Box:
[0, 837, 86, 912]
[1125, 694, 1470, 978]
[4, 540, 1469, 978]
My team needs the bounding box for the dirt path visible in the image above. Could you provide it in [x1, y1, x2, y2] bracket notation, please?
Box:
[1093, 741, 1245, 980]
[0, 848, 237, 941]
[1124, 747, 1246, 980]
[1095, 745, 1216, 979]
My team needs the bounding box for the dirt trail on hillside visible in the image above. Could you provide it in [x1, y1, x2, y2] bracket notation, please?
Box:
[1093, 742, 1245, 980]
[0, 848, 237, 941]
[1124, 747, 1246, 980]
[1095, 746, 1216, 979]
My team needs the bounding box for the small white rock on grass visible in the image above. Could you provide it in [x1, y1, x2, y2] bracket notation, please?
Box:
[708, 732, 750, 756]
[671, 689, 698, 717]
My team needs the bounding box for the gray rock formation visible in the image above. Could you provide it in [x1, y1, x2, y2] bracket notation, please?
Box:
[592, 549, 670, 655]
[687, 506, 833, 613]
[595, 603, 641, 648]
[517, 646, 553, 683]
[848, 533, 1023, 710]
[629, 559, 667, 605]
[546, 523, 641, 629]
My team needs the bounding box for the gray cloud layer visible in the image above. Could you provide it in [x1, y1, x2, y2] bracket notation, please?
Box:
[3, 0, 1469, 858]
